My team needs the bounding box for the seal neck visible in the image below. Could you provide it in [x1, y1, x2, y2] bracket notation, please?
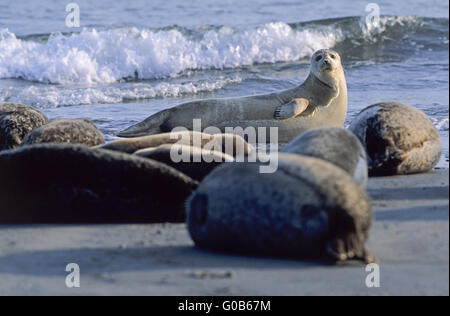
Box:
[311, 71, 342, 88]
[302, 72, 338, 94]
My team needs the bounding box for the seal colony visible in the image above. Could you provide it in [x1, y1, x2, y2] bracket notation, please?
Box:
[118, 49, 348, 143]
[0, 48, 443, 264]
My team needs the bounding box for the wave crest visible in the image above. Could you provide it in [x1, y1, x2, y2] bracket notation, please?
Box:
[0, 23, 337, 84]
[0, 16, 447, 85]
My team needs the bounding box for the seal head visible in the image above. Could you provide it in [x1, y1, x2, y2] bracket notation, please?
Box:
[310, 49, 343, 89]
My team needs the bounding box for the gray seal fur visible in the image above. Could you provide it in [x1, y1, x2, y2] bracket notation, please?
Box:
[0, 103, 48, 151]
[282, 126, 368, 188]
[118, 49, 348, 143]
[21, 118, 104, 147]
[349, 102, 442, 176]
[187, 153, 374, 263]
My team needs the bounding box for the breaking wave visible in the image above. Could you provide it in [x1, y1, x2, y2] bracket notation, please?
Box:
[1, 15, 445, 85]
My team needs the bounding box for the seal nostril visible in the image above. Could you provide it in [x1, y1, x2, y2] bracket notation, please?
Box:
[189, 193, 209, 225]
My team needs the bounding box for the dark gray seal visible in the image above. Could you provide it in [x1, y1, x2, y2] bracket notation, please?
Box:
[0, 144, 198, 223]
[282, 126, 368, 187]
[187, 153, 374, 263]
[134, 144, 234, 181]
[349, 102, 442, 176]
[20, 118, 105, 147]
[0, 103, 48, 151]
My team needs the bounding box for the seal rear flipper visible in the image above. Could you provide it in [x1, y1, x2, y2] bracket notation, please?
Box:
[325, 205, 375, 264]
[274, 98, 309, 120]
[326, 235, 376, 264]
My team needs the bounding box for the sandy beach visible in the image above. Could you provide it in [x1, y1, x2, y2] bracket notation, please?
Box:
[0, 169, 447, 296]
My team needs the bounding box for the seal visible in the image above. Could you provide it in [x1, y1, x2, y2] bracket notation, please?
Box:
[20, 118, 104, 147]
[187, 153, 375, 263]
[0, 144, 198, 223]
[135, 144, 234, 181]
[349, 102, 442, 176]
[118, 49, 348, 143]
[282, 126, 368, 188]
[100, 131, 253, 157]
[0, 102, 48, 151]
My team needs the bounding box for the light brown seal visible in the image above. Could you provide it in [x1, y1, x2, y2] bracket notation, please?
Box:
[118, 49, 348, 143]
[135, 144, 234, 181]
[100, 131, 253, 157]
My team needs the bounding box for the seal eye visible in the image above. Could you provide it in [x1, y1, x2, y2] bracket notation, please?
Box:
[330, 54, 336, 59]
[315, 55, 322, 62]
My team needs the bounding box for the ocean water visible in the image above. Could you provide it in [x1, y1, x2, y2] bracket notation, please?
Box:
[0, 0, 448, 167]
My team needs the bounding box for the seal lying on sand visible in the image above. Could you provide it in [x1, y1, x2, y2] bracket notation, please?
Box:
[187, 153, 374, 263]
[21, 118, 104, 147]
[0, 103, 48, 151]
[100, 131, 253, 157]
[0, 144, 197, 223]
[135, 144, 234, 181]
[349, 102, 442, 176]
[282, 127, 368, 188]
[118, 49, 348, 143]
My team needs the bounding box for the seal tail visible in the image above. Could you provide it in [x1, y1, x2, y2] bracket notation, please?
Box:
[117, 109, 171, 138]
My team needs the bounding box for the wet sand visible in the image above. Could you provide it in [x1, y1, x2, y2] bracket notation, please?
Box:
[0, 170, 448, 296]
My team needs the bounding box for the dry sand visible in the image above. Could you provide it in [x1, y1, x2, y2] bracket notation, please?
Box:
[0, 170, 448, 296]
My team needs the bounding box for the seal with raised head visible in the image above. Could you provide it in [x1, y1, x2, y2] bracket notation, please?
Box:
[0, 103, 48, 151]
[0, 144, 197, 223]
[282, 126, 368, 188]
[20, 118, 104, 147]
[187, 153, 374, 263]
[349, 102, 442, 176]
[118, 49, 348, 143]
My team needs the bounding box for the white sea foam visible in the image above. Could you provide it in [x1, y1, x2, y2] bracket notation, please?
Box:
[435, 117, 449, 131]
[360, 15, 421, 41]
[0, 23, 339, 85]
[0, 77, 242, 107]
[0, 16, 427, 85]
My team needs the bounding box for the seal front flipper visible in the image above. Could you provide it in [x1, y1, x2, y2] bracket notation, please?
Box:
[274, 98, 309, 120]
